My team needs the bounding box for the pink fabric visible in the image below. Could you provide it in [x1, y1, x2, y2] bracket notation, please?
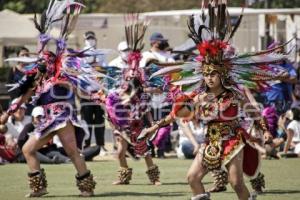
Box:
[152, 125, 171, 150]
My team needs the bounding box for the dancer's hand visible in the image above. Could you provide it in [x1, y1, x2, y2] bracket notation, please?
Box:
[138, 126, 157, 141]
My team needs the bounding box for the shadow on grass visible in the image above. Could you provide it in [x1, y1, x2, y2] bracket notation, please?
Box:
[264, 189, 300, 194]
[225, 189, 300, 195]
[44, 191, 186, 198]
[162, 181, 213, 186]
[98, 191, 186, 197]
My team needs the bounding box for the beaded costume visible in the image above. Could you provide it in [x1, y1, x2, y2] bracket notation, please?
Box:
[105, 14, 161, 185]
[148, 0, 288, 178]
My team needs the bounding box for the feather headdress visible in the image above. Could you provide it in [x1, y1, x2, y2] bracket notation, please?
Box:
[6, 0, 112, 97]
[150, 0, 290, 97]
[122, 14, 150, 83]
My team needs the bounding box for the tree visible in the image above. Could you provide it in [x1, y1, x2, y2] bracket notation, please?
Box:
[1, 0, 299, 14]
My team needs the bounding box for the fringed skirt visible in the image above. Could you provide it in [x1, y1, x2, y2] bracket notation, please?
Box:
[114, 119, 151, 158]
[34, 102, 85, 148]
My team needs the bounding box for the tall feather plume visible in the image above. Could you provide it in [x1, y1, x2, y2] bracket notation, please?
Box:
[219, 3, 227, 40]
[66, 5, 82, 36]
[228, 7, 244, 41]
[124, 14, 150, 51]
[208, 3, 214, 34]
[187, 15, 200, 43]
[216, 0, 221, 34]
[61, 10, 70, 38]
[32, 0, 84, 35]
[33, 11, 47, 34]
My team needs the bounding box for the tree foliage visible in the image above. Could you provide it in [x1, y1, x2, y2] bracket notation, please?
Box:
[0, 0, 299, 14]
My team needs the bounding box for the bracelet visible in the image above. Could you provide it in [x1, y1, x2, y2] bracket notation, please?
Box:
[154, 118, 167, 129]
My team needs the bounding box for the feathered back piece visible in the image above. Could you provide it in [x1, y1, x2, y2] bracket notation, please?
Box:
[33, 0, 84, 53]
[6, 0, 113, 98]
[122, 14, 150, 84]
[124, 14, 150, 52]
[187, 0, 243, 64]
[149, 0, 291, 97]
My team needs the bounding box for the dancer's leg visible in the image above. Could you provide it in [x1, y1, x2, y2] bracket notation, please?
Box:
[144, 154, 161, 185]
[113, 136, 132, 185]
[57, 122, 96, 196]
[187, 153, 208, 196]
[227, 149, 250, 200]
[57, 122, 88, 175]
[22, 133, 54, 197]
[22, 133, 55, 171]
[115, 136, 128, 168]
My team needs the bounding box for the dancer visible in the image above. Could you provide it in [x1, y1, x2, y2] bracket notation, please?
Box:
[105, 14, 161, 185]
[138, 1, 289, 199]
[0, 1, 110, 197]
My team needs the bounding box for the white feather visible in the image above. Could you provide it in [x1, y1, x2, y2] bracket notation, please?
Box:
[172, 75, 203, 86]
[5, 57, 39, 63]
[150, 62, 200, 79]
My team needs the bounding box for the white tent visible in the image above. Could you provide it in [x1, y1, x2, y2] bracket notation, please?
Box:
[0, 9, 39, 46]
[0, 9, 77, 67]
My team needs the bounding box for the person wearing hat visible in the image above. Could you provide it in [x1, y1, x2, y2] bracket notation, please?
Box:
[109, 41, 131, 69]
[81, 31, 107, 155]
[83, 31, 107, 67]
[140, 33, 175, 158]
[140, 32, 174, 68]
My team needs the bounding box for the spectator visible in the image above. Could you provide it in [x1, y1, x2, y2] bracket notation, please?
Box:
[0, 124, 17, 163]
[284, 107, 300, 156]
[7, 47, 30, 99]
[140, 32, 174, 67]
[53, 120, 100, 161]
[292, 82, 300, 109]
[176, 119, 205, 159]
[6, 98, 31, 139]
[17, 106, 70, 164]
[80, 31, 107, 154]
[109, 41, 130, 69]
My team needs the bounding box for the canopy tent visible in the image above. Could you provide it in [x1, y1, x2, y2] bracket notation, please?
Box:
[0, 9, 77, 67]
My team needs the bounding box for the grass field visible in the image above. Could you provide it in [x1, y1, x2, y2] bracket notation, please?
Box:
[0, 158, 300, 200]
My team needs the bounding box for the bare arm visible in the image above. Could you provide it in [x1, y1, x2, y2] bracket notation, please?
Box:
[138, 105, 192, 141]
[284, 129, 294, 153]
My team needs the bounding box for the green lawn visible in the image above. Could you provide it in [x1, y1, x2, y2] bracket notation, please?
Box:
[0, 158, 300, 200]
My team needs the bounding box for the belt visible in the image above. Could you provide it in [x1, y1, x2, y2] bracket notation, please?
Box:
[207, 120, 239, 142]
